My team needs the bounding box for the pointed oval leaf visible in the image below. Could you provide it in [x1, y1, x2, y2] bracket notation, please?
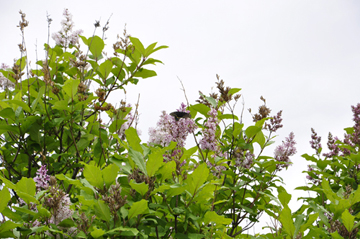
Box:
[128, 199, 148, 220]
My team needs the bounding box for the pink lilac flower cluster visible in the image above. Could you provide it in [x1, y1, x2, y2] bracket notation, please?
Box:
[0, 63, 15, 90]
[234, 151, 254, 169]
[199, 108, 219, 151]
[322, 104, 360, 157]
[33, 165, 50, 191]
[310, 128, 322, 154]
[148, 103, 197, 148]
[322, 133, 341, 157]
[266, 111, 283, 133]
[52, 9, 83, 48]
[274, 132, 296, 169]
[349, 103, 360, 146]
[32, 165, 73, 229]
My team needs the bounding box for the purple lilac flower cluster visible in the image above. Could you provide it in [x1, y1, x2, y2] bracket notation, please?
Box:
[32, 165, 74, 229]
[266, 110, 283, 133]
[323, 104, 360, 157]
[274, 132, 296, 169]
[322, 133, 341, 157]
[350, 103, 360, 145]
[52, 9, 83, 48]
[234, 151, 254, 169]
[199, 108, 219, 151]
[33, 165, 51, 190]
[310, 128, 322, 154]
[148, 103, 197, 148]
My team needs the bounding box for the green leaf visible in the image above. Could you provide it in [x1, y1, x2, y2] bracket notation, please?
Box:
[144, 42, 157, 57]
[218, 113, 239, 120]
[199, 92, 217, 108]
[56, 174, 89, 193]
[16, 177, 36, 197]
[30, 85, 45, 112]
[16, 56, 27, 71]
[130, 37, 145, 54]
[190, 104, 210, 117]
[98, 60, 113, 80]
[128, 199, 148, 220]
[330, 231, 345, 239]
[167, 184, 186, 198]
[0, 108, 15, 122]
[134, 68, 157, 78]
[146, 149, 165, 177]
[83, 164, 103, 189]
[0, 124, 20, 135]
[150, 45, 169, 55]
[105, 227, 139, 236]
[253, 130, 266, 147]
[52, 99, 71, 111]
[0, 221, 23, 234]
[300, 213, 319, 233]
[1, 207, 22, 221]
[203, 211, 232, 225]
[322, 180, 339, 204]
[279, 206, 295, 237]
[125, 127, 143, 153]
[180, 146, 197, 162]
[349, 186, 360, 205]
[278, 186, 291, 207]
[16, 191, 39, 205]
[7, 100, 30, 113]
[13, 206, 37, 216]
[293, 214, 305, 237]
[341, 209, 354, 233]
[91, 227, 105, 238]
[88, 36, 104, 60]
[102, 164, 119, 188]
[0, 175, 16, 190]
[63, 79, 80, 98]
[245, 125, 261, 139]
[109, 119, 126, 134]
[185, 163, 209, 196]
[228, 88, 241, 96]
[128, 147, 148, 176]
[130, 180, 149, 197]
[143, 58, 163, 65]
[232, 122, 243, 137]
[158, 161, 176, 181]
[0, 188, 10, 213]
[79, 35, 88, 45]
[94, 200, 111, 222]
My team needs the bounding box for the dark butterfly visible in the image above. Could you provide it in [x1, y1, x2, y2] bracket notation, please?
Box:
[170, 111, 191, 121]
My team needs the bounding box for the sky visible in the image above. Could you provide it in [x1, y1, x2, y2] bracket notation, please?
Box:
[1, 0, 360, 233]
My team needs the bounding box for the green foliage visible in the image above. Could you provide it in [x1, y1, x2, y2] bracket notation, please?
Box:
[4, 9, 353, 239]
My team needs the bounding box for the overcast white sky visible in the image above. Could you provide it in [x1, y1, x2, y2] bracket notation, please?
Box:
[1, 0, 360, 232]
